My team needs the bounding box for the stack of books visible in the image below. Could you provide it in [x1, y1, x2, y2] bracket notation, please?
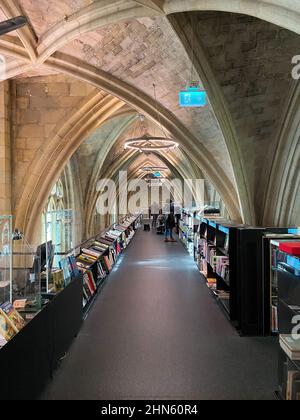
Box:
[207, 278, 217, 291]
[215, 256, 230, 279]
[0, 301, 26, 348]
[280, 335, 300, 361]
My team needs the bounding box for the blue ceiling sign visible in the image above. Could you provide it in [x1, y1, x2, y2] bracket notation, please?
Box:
[179, 87, 207, 108]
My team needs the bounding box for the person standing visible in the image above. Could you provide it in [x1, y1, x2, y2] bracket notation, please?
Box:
[164, 211, 176, 242]
[151, 201, 159, 229]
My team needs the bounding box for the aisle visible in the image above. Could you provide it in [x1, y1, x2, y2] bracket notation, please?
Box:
[41, 228, 277, 400]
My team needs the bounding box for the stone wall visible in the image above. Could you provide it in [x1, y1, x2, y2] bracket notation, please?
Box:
[11, 74, 97, 219]
[187, 11, 300, 224]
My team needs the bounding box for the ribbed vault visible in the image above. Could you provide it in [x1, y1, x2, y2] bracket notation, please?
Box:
[0, 0, 299, 236]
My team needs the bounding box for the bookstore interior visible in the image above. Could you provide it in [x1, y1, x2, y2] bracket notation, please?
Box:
[0, 0, 300, 402]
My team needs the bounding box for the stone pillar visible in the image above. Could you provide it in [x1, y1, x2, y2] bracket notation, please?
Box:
[0, 81, 11, 215]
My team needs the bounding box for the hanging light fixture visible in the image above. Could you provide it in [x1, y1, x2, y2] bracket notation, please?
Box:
[141, 166, 168, 173]
[125, 135, 178, 153]
[125, 84, 179, 153]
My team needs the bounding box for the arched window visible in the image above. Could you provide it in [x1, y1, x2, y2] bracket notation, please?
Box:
[42, 180, 67, 267]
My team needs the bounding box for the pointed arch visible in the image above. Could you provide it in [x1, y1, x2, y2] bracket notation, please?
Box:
[14, 90, 126, 242]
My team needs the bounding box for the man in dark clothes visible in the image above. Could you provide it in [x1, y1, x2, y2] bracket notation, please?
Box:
[164, 211, 176, 242]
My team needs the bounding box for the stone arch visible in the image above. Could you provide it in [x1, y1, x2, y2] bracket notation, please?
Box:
[84, 113, 140, 234]
[163, 0, 300, 34]
[263, 82, 300, 226]
[34, 0, 300, 67]
[14, 90, 125, 242]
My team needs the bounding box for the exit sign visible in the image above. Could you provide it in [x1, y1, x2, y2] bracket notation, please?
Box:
[179, 87, 207, 108]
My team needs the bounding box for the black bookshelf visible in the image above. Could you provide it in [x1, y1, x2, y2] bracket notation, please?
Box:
[277, 252, 300, 400]
[262, 233, 299, 336]
[236, 227, 292, 336]
[196, 219, 295, 336]
[196, 219, 240, 322]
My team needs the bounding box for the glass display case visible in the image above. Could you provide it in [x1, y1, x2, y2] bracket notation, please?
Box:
[0, 216, 12, 306]
[43, 209, 74, 291]
[12, 242, 42, 320]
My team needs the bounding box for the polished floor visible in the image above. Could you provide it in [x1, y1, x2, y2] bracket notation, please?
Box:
[41, 227, 278, 400]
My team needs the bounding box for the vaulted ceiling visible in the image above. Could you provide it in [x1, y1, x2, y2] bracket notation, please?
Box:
[1, 0, 299, 230]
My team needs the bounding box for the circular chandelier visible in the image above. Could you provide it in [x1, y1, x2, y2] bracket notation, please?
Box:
[125, 135, 179, 153]
[141, 166, 168, 172]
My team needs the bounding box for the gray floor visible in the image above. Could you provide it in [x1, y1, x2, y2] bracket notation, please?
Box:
[41, 228, 278, 400]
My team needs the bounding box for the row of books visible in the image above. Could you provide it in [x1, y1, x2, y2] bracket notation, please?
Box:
[280, 335, 300, 400]
[50, 255, 81, 293]
[198, 239, 230, 280]
[0, 301, 25, 348]
[77, 215, 139, 309]
[272, 304, 278, 333]
[215, 256, 230, 280]
[280, 335, 300, 361]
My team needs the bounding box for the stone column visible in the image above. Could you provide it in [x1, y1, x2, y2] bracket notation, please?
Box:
[0, 81, 11, 215]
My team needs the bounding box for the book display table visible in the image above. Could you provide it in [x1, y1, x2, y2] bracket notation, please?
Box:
[0, 274, 82, 400]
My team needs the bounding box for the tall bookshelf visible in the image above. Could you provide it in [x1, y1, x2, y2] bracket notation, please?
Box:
[195, 218, 240, 322]
[194, 218, 297, 336]
[276, 246, 300, 400]
[236, 227, 295, 336]
[178, 209, 199, 257]
[262, 232, 299, 335]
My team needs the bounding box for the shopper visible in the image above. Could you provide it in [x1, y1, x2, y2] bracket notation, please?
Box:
[157, 209, 165, 234]
[151, 201, 159, 229]
[164, 211, 176, 242]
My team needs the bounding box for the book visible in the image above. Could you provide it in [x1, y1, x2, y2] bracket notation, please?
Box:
[0, 332, 7, 348]
[97, 238, 113, 247]
[100, 257, 109, 274]
[0, 301, 25, 332]
[76, 259, 93, 269]
[83, 272, 95, 296]
[59, 258, 71, 287]
[287, 371, 300, 400]
[68, 255, 80, 279]
[87, 271, 97, 293]
[104, 255, 112, 272]
[94, 241, 109, 250]
[292, 380, 300, 400]
[78, 253, 97, 264]
[82, 248, 102, 259]
[272, 305, 278, 332]
[0, 307, 19, 341]
[97, 261, 107, 280]
[83, 278, 93, 300]
[13, 299, 27, 310]
[280, 335, 300, 360]
[52, 269, 65, 292]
